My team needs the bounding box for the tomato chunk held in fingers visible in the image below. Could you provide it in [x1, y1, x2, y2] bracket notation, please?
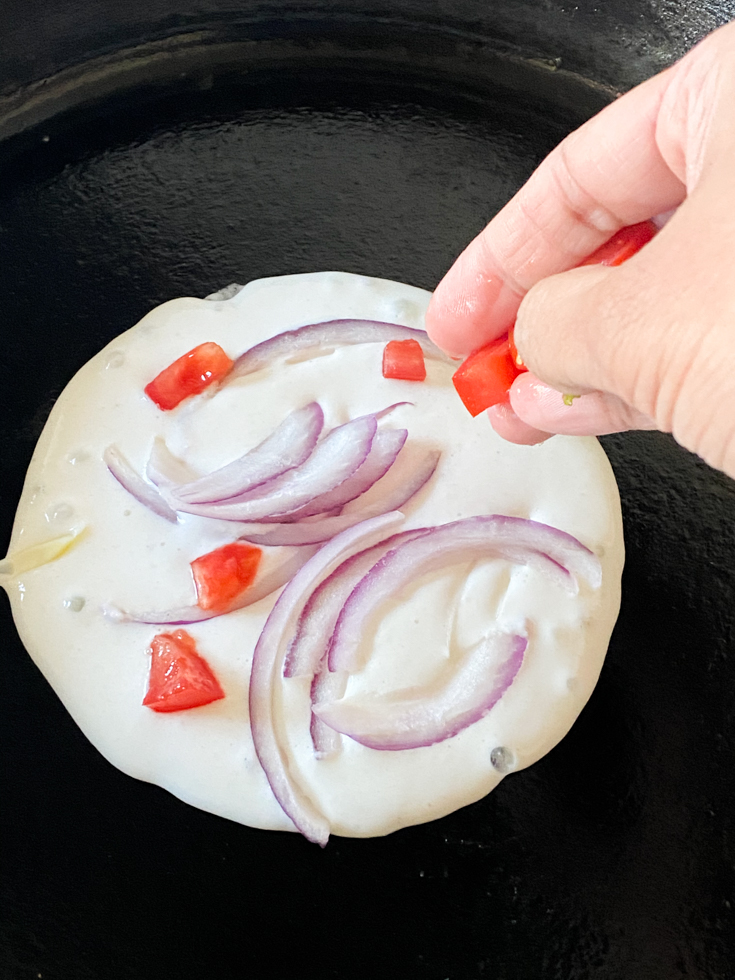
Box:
[452, 336, 523, 416]
[452, 220, 658, 416]
[579, 220, 657, 268]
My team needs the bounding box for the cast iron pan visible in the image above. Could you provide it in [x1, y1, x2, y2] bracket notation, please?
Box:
[2, 5, 735, 979]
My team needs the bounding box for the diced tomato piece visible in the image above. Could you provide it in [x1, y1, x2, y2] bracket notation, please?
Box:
[452, 336, 522, 417]
[382, 339, 427, 381]
[191, 541, 262, 613]
[143, 630, 225, 712]
[453, 221, 657, 416]
[144, 342, 234, 411]
[579, 220, 657, 268]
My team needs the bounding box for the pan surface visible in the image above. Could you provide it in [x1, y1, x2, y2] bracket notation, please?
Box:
[1, 12, 734, 980]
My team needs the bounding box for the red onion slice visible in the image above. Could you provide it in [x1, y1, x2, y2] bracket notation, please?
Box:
[373, 401, 414, 420]
[310, 667, 349, 758]
[249, 511, 405, 845]
[171, 415, 377, 522]
[314, 631, 526, 751]
[104, 546, 318, 624]
[289, 526, 432, 757]
[230, 319, 454, 379]
[237, 449, 440, 547]
[285, 527, 431, 678]
[328, 516, 601, 673]
[104, 445, 178, 523]
[146, 438, 199, 489]
[171, 402, 324, 504]
[268, 427, 407, 522]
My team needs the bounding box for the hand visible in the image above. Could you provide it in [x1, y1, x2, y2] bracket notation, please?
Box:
[425, 20, 735, 479]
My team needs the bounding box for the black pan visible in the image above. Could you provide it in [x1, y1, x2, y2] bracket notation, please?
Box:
[2, 4, 734, 979]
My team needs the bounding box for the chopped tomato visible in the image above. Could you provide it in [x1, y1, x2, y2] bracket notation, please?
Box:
[144, 342, 234, 411]
[191, 541, 262, 613]
[382, 339, 427, 381]
[143, 630, 225, 712]
[452, 336, 522, 416]
[579, 220, 657, 268]
[453, 221, 657, 416]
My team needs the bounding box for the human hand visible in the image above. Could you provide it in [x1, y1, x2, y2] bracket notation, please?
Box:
[425, 20, 735, 479]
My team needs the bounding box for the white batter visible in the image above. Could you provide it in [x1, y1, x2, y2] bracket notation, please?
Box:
[3, 272, 624, 838]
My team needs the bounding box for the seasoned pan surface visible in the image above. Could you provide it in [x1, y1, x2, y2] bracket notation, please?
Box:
[1, 26, 734, 980]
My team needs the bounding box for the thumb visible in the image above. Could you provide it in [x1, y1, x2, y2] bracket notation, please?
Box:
[512, 263, 622, 398]
[509, 215, 728, 467]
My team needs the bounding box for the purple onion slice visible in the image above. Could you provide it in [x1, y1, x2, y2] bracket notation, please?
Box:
[104, 445, 178, 523]
[146, 439, 199, 489]
[288, 526, 432, 757]
[230, 319, 453, 379]
[310, 667, 349, 758]
[104, 546, 318, 624]
[269, 427, 407, 522]
[171, 402, 324, 504]
[284, 527, 431, 679]
[328, 516, 601, 672]
[171, 415, 377, 522]
[314, 631, 526, 751]
[373, 401, 414, 420]
[249, 511, 405, 845]
[238, 449, 440, 547]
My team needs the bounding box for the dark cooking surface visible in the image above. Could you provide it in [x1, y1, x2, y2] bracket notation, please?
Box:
[1, 42, 735, 980]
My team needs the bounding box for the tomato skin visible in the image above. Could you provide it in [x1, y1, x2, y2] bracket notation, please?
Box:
[452, 336, 523, 416]
[191, 541, 262, 612]
[143, 630, 225, 712]
[382, 339, 427, 381]
[144, 342, 234, 410]
[579, 220, 657, 268]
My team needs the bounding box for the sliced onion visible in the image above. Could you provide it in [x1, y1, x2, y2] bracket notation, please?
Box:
[373, 401, 414, 420]
[328, 516, 601, 672]
[104, 445, 178, 523]
[230, 319, 454, 379]
[268, 427, 407, 522]
[238, 449, 440, 547]
[309, 667, 348, 758]
[171, 415, 377, 522]
[284, 527, 430, 678]
[172, 402, 324, 504]
[249, 511, 405, 845]
[287, 526, 432, 757]
[104, 546, 318, 624]
[314, 631, 526, 751]
[146, 438, 199, 488]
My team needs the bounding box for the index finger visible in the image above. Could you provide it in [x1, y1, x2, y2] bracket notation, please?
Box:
[426, 67, 686, 357]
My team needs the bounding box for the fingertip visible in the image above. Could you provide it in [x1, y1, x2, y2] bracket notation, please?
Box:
[509, 372, 656, 435]
[426, 246, 522, 357]
[486, 401, 553, 445]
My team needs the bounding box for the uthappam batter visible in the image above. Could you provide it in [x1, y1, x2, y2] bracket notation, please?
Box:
[3, 272, 623, 839]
